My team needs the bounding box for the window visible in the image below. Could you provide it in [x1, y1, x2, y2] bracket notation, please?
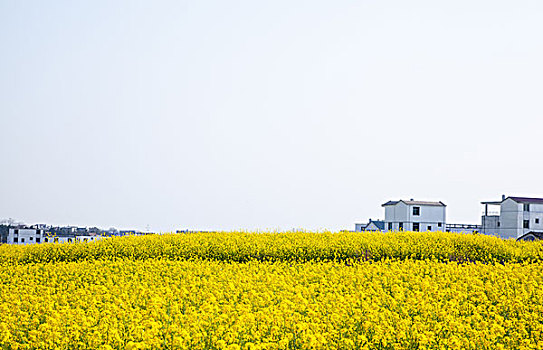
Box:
[398, 222, 403, 230]
[21, 238, 25, 243]
[29, 237, 33, 241]
[14, 229, 18, 234]
[44, 238, 48, 243]
[536, 218, 540, 224]
[524, 204, 530, 212]
[36, 238, 40, 243]
[438, 223, 442, 227]
[497, 221, 500, 227]
[14, 237, 18, 243]
[388, 223, 392, 230]
[413, 207, 420, 216]
[427, 225, 432, 231]
[413, 223, 420, 232]
[524, 220, 529, 229]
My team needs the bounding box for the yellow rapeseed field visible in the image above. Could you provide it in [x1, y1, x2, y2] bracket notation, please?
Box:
[1, 231, 543, 349]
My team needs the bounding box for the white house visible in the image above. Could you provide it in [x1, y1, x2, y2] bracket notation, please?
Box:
[7, 228, 44, 244]
[365, 220, 384, 231]
[382, 199, 446, 232]
[481, 196, 543, 239]
[354, 220, 385, 232]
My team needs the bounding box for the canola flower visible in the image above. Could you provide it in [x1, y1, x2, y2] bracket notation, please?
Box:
[0, 230, 542, 264]
[0, 231, 542, 349]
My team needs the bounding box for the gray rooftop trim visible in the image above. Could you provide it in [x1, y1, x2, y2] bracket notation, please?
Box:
[481, 201, 502, 205]
[482, 196, 543, 205]
[382, 200, 446, 207]
[508, 197, 543, 204]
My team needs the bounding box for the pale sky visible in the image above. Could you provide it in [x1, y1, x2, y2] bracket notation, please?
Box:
[1, 0, 543, 232]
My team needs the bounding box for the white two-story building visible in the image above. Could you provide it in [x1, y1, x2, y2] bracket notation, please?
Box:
[481, 196, 543, 239]
[7, 228, 45, 244]
[382, 199, 446, 232]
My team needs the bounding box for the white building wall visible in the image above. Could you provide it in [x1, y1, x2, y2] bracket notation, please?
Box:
[384, 202, 409, 231]
[498, 199, 522, 239]
[446, 225, 480, 234]
[525, 203, 543, 233]
[416, 206, 446, 226]
[75, 235, 102, 242]
[481, 215, 499, 235]
[354, 223, 366, 232]
[43, 236, 73, 243]
[42, 235, 103, 243]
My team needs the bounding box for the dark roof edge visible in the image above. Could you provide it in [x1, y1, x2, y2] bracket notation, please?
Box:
[508, 196, 543, 204]
[517, 231, 543, 240]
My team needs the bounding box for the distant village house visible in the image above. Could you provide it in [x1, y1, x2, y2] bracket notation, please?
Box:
[383, 199, 446, 232]
[482, 196, 543, 240]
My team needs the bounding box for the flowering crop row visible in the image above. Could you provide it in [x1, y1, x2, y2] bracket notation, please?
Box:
[1, 258, 542, 349]
[0, 231, 542, 264]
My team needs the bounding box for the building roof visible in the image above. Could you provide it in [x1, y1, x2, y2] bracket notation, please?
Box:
[481, 201, 502, 205]
[508, 197, 543, 204]
[482, 196, 543, 205]
[382, 200, 446, 207]
[367, 220, 385, 230]
[382, 200, 400, 206]
[517, 231, 543, 241]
